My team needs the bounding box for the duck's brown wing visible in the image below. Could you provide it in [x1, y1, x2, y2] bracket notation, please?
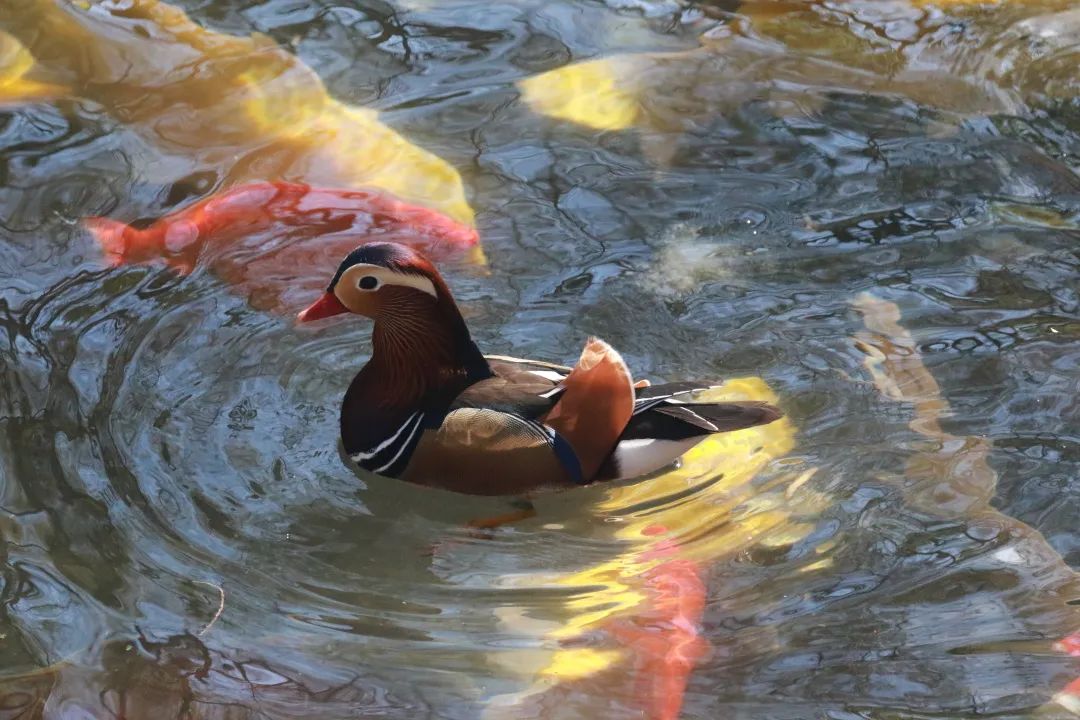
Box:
[434, 344, 635, 488]
[448, 356, 572, 418]
[401, 408, 572, 495]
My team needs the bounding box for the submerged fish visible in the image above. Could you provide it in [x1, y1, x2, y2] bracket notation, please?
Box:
[1057, 633, 1080, 657]
[1056, 675, 1080, 716]
[483, 377, 805, 719]
[518, 0, 1079, 145]
[605, 530, 708, 720]
[85, 182, 481, 316]
[3, 0, 474, 225]
[0, 30, 66, 104]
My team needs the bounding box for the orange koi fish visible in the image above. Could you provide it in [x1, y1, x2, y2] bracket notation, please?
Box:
[1056, 633, 1080, 657]
[605, 526, 708, 720]
[1057, 676, 1080, 716]
[85, 182, 480, 316]
[1053, 631, 1080, 714]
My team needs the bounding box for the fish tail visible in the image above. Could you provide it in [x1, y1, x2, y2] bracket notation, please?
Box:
[84, 216, 137, 267]
[1054, 676, 1080, 715]
[465, 241, 489, 270]
[0, 80, 69, 105]
[1050, 634, 1080, 716]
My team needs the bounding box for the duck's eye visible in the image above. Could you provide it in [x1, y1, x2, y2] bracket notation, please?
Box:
[358, 275, 379, 290]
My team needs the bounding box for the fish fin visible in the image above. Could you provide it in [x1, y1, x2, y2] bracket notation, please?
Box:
[84, 216, 193, 275]
[84, 217, 132, 267]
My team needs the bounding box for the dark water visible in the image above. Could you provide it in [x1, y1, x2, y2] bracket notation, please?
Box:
[0, 1, 1078, 718]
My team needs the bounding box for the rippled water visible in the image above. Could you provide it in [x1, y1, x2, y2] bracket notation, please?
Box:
[1, 1, 1078, 718]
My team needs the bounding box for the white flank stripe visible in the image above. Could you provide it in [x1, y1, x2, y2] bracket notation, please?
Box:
[373, 413, 425, 474]
[665, 385, 718, 405]
[351, 411, 419, 461]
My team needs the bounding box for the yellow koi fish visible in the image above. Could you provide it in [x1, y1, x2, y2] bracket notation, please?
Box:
[0, 30, 66, 104]
[518, 0, 1076, 137]
[1, 0, 474, 225]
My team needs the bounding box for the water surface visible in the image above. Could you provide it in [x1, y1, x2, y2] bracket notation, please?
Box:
[0, 0, 1078, 717]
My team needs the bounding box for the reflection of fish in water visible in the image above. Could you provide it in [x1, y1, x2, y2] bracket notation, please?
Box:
[1055, 634, 1080, 714]
[854, 293, 1080, 718]
[1058, 634, 1080, 657]
[603, 531, 708, 720]
[85, 182, 481, 316]
[2, 0, 473, 225]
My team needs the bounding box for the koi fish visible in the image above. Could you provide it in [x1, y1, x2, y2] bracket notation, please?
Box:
[1055, 674, 1080, 716]
[0, 30, 66, 104]
[85, 182, 481, 316]
[605, 527, 708, 720]
[484, 379, 802, 719]
[1057, 634, 1080, 657]
[3, 0, 474, 225]
[1052, 631, 1080, 715]
[517, 0, 1080, 142]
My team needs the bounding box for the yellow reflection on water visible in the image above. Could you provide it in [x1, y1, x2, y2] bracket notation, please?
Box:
[487, 295, 1080, 715]
[488, 376, 821, 713]
[518, 54, 646, 132]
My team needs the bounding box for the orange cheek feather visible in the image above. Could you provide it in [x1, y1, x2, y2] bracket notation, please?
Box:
[84, 181, 480, 315]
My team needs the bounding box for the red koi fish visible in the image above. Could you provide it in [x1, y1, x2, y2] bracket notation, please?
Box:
[1049, 633, 1080, 715]
[1056, 633, 1080, 657]
[85, 182, 481, 316]
[1057, 676, 1080, 716]
[606, 525, 708, 720]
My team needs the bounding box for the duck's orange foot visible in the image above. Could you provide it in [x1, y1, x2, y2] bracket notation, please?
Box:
[465, 505, 537, 535]
[423, 500, 536, 556]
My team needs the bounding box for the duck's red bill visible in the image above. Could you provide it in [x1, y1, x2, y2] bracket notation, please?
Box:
[297, 292, 349, 322]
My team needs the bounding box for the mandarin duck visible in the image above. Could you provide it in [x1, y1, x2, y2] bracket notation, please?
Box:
[298, 243, 782, 495]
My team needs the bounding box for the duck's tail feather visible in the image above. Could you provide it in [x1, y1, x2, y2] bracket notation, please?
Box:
[655, 401, 782, 434]
[542, 337, 635, 482]
[596, 400, 783, 481]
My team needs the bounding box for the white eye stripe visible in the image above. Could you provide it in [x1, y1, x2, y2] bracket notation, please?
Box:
[343, 264, 437, 298]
